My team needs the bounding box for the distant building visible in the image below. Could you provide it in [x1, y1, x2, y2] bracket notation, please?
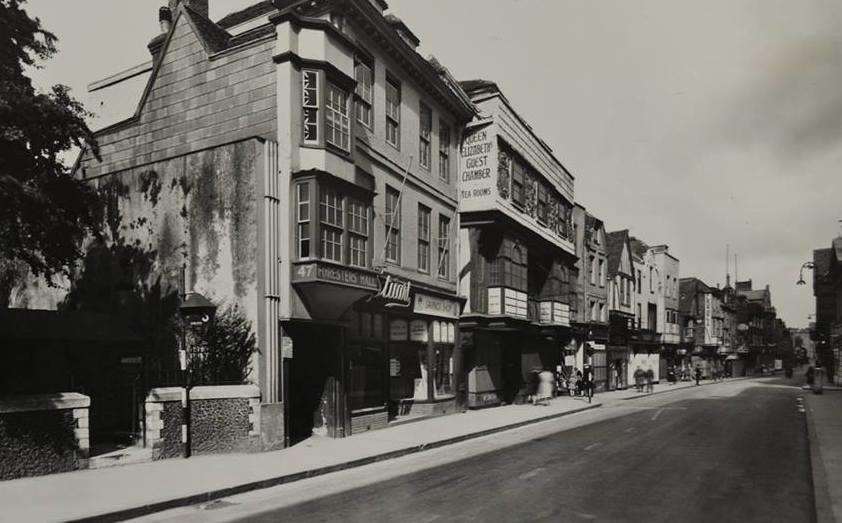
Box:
[606, 230, 635, 389]
[812, 237, 842, 384]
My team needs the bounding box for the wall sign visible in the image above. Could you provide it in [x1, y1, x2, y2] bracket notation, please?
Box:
[377, 275, 412, 307]
[389, 319, 408, 341]
[292, 262, 380, 291]
[410, 320, 428, 342]
[459, 128, 497, 211]
[413, 293, 460, 319]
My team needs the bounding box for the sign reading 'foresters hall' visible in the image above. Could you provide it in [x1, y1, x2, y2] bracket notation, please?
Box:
[292, 262, 380, 291]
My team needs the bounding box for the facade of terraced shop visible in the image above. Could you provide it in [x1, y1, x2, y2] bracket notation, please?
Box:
[68, 0, 475, 448]
[570, 207, 610, 392]
[605, 230, 635, 390]
[457, 80, 577, 408]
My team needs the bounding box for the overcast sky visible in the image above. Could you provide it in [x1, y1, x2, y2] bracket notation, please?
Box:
[24, 0, 842, 327]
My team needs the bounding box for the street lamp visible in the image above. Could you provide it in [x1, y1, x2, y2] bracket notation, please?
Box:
[796, 262, 815, 286]
[178, 291, 217, 458]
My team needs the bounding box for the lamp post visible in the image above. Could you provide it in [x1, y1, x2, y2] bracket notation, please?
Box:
[178, 291, 217, 458]
[796, 262, 815, 286]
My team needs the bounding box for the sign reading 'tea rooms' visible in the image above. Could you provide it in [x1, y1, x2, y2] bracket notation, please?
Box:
[459, 128, 497, 211]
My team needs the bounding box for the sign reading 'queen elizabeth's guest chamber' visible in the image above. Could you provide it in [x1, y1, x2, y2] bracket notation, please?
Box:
[459, 128, 497, 211]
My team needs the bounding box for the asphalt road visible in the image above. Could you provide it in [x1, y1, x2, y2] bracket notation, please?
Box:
[146, 380, 814, 523]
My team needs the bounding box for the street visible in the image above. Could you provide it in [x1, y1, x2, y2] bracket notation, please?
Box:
[142, 378, 814, 523]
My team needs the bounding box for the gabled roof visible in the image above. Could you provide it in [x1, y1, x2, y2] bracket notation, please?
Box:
[679, 277, 711, 316]
[585, 213, 603, 232]
[184, 5, 231, 53]
[606, 230, 630, 277]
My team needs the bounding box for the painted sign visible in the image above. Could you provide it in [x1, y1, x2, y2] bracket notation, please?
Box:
[292, 262, 380, 291]
[413, 293, 460, 319]
[459, 128, 496, 211]
[376, 275, 412, 307]
[389, 319, 408, 341]
[704, 294, 713, 345]
[410, 320, 428, 342]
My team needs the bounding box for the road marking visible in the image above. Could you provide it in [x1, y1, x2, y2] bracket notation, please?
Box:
[625, 427, 636, 433]
[584, 443, 601, 451]
[518, 467, 545, 480]
[651, 408, 665, 421]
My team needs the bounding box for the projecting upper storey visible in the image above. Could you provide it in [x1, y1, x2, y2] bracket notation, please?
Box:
[458, 80, 576, 256]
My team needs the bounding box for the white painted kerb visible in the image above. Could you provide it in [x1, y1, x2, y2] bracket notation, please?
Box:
[146, 385, 261, 403]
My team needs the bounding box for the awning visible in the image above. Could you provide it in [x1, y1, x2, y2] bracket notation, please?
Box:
[725, 354, 740, 361]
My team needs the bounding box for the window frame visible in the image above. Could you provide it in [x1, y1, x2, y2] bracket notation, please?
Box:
[295, 181, 311, 260]
[347, 196, 369, 268]
[384, 185, 401, 264]
[319, 186, 344, 263]
[302, 70, 320, 144]
[419, 102, 432, 170]
[385, 76, 401, 149]
[417, 204, 431, 274]
[437, 214, 451, 280]
[354, 59, 374, 129]
[325, 82, 351, 152]
[438, 121, 451, 182]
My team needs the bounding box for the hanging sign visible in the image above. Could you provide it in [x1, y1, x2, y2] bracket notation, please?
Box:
[377, 275, 412, 307]
[389, 319, 408, 341]
[413, 293, 460, 319]
[410, 320, 428, 342]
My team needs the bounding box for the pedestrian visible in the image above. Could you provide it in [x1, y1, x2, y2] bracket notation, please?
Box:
[583, 364, 594, 399]
[694, 366, 702, 386]
[667, 367, 676, 385]
[806, 365, 815, 386]
[645, 368, 654, 393]
[634, 367, 644, 392]
[574, 370, 583, 396]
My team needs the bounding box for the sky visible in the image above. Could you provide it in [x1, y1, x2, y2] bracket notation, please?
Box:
[23, 0, 842, 328]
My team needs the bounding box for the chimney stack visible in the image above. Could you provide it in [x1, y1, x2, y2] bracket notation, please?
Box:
[159, 6, 173, 33]
[169, 0, 209, 19]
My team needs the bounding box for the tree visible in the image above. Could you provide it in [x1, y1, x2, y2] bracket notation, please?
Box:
[189, 304, 257, 386]
[0, 0, 102, 306]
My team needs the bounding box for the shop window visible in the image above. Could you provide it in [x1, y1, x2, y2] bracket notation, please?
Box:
[417, 204, 430, 273]
[438, 122, 450, 182]
[295, 182, 311, 259]
[385, 186, 401, 263]
[419, 103, 432, 170]
[438, 214, 451, 280]
[302, 70, 319, 143]
[386, 76, 401, 148]
[354, 59, 373, 129]
[325, 83, 350, 151]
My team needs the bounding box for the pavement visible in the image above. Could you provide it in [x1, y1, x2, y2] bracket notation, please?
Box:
[805, 387, 842, 523]
[141, 378, 813, 522]
[0, 376, 766, 523]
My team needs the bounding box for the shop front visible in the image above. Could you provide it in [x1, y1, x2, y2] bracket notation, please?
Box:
[386, 289, 462, 421]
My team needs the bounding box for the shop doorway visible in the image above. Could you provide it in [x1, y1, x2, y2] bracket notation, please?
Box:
[286, 323, 343, 444]
[502, 340, 522, 404]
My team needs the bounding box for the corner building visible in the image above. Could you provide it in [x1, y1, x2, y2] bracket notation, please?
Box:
[457, 80, 577, 408]
[74, 0, 476, 446]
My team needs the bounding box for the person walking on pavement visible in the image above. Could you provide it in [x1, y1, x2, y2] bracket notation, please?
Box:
[634, 367, 644, 392]
[582, 364, 595, 401]
[645, 368, 654, 393]
[806, 365, 815, 387]
[694, 366, 702, 386]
